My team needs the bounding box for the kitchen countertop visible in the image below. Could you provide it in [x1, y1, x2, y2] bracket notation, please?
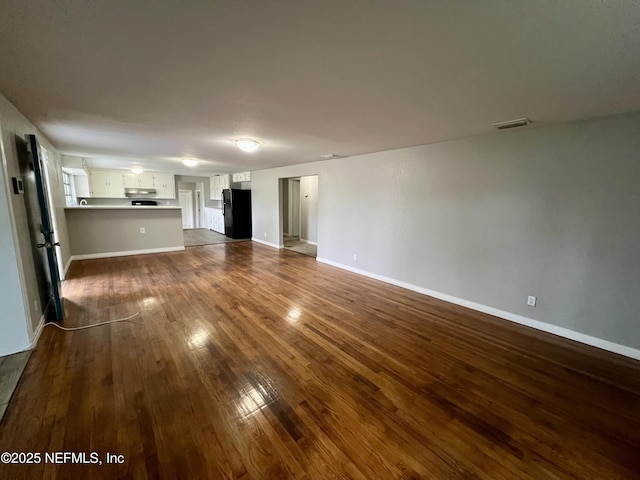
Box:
[65, 205, 182, 210]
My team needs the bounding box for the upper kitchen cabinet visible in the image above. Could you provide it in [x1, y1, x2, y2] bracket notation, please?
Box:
[123, 172, 154, 189]
[153, 173, 175, 198]
[232, 171, 251, 182]
[210, 174, 230, 200]
[89, 170, 125, 198]
[73, 175, 91, 198]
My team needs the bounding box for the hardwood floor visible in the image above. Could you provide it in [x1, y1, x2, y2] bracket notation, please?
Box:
[183, 228, 249, 247]
[1, 242, 639, 479]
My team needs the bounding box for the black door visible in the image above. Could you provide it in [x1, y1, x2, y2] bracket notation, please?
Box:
[17, 134, 64, 321]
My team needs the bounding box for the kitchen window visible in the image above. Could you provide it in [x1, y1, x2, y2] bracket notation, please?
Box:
[63, 172, 75, 206]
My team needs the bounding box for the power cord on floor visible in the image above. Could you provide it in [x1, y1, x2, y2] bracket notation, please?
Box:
[44, 311, 141, 331]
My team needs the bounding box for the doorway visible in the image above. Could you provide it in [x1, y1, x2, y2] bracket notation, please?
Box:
[194, 185, 205, 229]
[291, 178, 300, 237]
[178, 181, 205, 229]
[15, 134, 64, 322]
[178, 189, 194, 229]
[280, 175, 318, 258]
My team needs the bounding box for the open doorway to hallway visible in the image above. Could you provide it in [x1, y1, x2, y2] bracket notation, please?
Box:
[178, 181, 205, 229]
[280, 175, 318, 258]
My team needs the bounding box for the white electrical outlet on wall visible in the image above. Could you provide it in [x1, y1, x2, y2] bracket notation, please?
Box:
[527, 295, 537, 307]
[140, 227, 146, 234]
[353, 254, 358, 262]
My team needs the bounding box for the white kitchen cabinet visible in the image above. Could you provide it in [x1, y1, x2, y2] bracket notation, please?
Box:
[205, 207, 225, 233]
[209, 174, 230, 200]
[210, 176, 219, 200]
[212, 209, 225, 234]
[89, 170, 125, 198]
[73, 175, 91, 198]
[204, 207, 225, 233]
[204, 207, 214, 230]
[232, 171, 251, 182]
[123, 172, 154, 189]
[153, 173, 175, 198]
[122, 173, 135, 188]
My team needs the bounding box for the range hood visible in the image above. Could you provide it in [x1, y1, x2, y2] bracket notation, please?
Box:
[124, 188, 157, 197]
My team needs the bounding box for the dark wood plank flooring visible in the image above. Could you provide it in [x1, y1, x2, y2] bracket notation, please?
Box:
[1, 242, 639, 479]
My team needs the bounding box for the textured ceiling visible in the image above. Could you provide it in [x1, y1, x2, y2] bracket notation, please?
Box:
[1, 0, 639, 174]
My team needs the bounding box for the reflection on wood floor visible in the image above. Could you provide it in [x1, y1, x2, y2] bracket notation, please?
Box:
[183, 228, 249, 247]
[1, 242, 639, 479]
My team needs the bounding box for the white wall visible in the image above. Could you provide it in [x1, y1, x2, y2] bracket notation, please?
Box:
[0, 93, 71, 353]
[0, 134, 31, 355]
[252, 112, 640, 354]
[300, 175, 318, 243]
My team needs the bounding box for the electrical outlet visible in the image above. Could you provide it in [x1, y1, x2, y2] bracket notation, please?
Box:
[140, 227, 146, 234]
[264, 232, 267, 238]
[353, 254, 358, 262]
[527, 295, 537, 307]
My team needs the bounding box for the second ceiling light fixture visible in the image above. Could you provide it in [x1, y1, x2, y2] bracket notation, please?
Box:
[235, 139, 262, 153]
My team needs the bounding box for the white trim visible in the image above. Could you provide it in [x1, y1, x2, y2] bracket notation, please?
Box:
[316, 257, 640, 361]
[63, 256, 73, 277]
[299, 238, 317, 245]
[251, 237, 283, 249]
[28, 315, 45, 350]
[70, 246, 185, 261]
[0, 124, 33, 348]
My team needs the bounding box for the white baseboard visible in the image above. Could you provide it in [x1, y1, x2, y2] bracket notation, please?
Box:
[70, 246, 185, 261]
[300, 239, 318, 245]
[316, 257, 640, 361]
[63, 256, 72, 278]
[28, 315, 45, 350]
[251, 238, 283, 249]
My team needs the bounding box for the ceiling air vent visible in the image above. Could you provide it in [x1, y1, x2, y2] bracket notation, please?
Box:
[492, 118, 530, 130]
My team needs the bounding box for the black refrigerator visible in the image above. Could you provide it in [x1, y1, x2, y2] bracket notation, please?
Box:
[222, 189, 252, 239]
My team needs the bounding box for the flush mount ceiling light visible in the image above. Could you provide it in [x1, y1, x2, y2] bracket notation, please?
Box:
[131, 166, 144, 174]
[492, 117, 531, 130]
[235, 139, 262, 153]
[183, 158, 198, 167]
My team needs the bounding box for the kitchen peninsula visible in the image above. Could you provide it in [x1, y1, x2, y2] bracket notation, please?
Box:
[64, 205, 184, 259]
